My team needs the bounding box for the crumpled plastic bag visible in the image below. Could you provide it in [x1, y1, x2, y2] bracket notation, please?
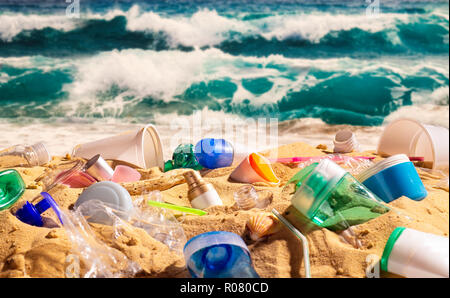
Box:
[75, 190, 187, 255]
[59, 206, 141, 278]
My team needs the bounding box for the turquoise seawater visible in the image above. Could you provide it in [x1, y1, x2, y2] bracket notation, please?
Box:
[0, 0, 448, 126]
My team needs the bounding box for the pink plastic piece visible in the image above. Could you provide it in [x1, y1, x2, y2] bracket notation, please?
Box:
[59, 171, 96, 188]
[111, 165, 141, 183]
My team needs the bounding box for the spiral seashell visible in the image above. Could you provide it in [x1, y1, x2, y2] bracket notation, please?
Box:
[246, 212, 280, 241]
[234, 185, 258, 210]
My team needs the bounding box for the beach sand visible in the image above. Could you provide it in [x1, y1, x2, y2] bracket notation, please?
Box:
[0, 140, 448, 278]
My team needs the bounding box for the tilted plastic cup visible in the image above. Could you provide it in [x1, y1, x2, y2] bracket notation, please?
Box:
[381, 227, 449, 278]
[378, 118, 449, 171]
[72, 124, 164, 170]
[230, 153, 280, 185]
[357, 154, 427, 203]
[290, 159, 390, 231]
[184, 231, 260, 278]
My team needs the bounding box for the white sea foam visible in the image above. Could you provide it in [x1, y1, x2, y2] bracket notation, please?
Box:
[0, 5, 445, 46]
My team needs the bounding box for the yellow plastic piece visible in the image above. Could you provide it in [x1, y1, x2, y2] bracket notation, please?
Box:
[249, 153, 280, 184]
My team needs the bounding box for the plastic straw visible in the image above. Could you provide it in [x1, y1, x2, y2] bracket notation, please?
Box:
[147, 200, 207, 216]
[270, 156, 375, 163]
[271, 208, 311, 278]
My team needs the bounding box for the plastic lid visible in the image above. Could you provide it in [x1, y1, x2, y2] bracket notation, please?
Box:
[15, 192, 62, 227]
[0, 169, 26, 211]
[380, 227, 406, 272]
[30, 143, 51, 166]
[357, 154, 410, 183]
[183, 231, 249, 265]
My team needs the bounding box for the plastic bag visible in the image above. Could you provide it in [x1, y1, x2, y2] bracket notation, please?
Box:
[59, 206, 141, 278]
[76, 191, 187, 255]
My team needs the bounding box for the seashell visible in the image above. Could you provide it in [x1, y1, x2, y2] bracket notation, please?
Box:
[246, 212, 281, 241]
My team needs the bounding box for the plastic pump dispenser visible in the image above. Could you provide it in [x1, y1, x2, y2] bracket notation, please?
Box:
[183, 171, 223, 210]
[0, 143, 51, 168]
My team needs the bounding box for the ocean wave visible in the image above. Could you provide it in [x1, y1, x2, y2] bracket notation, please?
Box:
[1, 49, 448, 125]
[0, 6, 448, 57]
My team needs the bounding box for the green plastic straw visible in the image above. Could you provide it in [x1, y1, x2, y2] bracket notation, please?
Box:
[147, 200, 207, 216]
[272, 208, 311, 278]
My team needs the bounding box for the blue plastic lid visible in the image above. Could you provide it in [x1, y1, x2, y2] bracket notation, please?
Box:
[194, 138, 234, 169]
[16, 192, 63, 227]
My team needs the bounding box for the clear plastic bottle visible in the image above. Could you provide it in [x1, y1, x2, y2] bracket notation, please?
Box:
[0, 143, 50, 168]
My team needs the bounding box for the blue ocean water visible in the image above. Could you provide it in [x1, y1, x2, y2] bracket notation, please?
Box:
[0, 0, 448, 126]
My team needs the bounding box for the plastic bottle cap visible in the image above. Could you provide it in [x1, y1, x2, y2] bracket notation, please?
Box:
[357, 154, 410, 183]
[15, 192, 63, 227]
[0, 169, 26, 211]
[380, 227, 407, 272]
[31, 143, 51, 166]
[183, 231, 249, 267]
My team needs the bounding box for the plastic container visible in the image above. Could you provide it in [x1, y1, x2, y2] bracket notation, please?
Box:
[184, 231, 260, 278]
[357, 154, 427, 203]
[184, 171, 223, 210]
[333, 130, 360, 153]
[230, 152, 280, 185]
[378, 118, 449, 171]
[16, 192, 63, 227]
[381, 227, 449, 278]
[75, 181, 133, 224]
[291, 159, 390, 231]
[72, 124, 164, 170]
[194, 138, 234, 169]
[0, 169, 26, 211]
[164, 144, 203, 172]
[0, 143, 50, 168]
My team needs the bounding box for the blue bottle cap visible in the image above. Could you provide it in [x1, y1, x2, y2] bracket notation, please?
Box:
[16, 192, 63, 227]
[194, 138, 234, 169]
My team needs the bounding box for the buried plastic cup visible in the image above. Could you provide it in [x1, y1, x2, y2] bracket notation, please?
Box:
[333, 130, 360, 153]
[230, 153, 280, 185]
[75, 181, 133, 224]
[72, 124, 164, 170]
[16, 192, 63, 227]
[357, 154, 427, 203]
[381, 227, 449, 278]
[184, 231, 260, 278]
[290, 159, 390, 231]
[0, 169, 26, 211]
[377, 118, 449, 171]
[194, 138, 234, 169]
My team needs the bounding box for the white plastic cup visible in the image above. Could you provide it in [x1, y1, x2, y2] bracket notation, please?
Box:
[72, 124, 164, 170]
[381, 227, 449, 278]
[377, 118, 449, 171]
[333, 130, 360, 153]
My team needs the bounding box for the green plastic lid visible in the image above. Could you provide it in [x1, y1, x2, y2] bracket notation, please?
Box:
[0, 169, 26, 211]
[380, 227, 406, 272]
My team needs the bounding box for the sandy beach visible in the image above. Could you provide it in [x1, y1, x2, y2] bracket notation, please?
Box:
[1, 135, 448, 278]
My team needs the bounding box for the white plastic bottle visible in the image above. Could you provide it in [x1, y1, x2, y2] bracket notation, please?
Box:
[0, 143, 51, 168]
[183, 171, 223, 210]
[381, 227, 449, 278]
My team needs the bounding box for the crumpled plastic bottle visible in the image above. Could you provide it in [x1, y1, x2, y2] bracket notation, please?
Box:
[164, 144, 203, 172]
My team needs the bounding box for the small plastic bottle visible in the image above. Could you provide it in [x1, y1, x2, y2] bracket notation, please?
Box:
[0, 143, 51, 168]
[164, 144, 203, 172]
[183, 171, 223, 210]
